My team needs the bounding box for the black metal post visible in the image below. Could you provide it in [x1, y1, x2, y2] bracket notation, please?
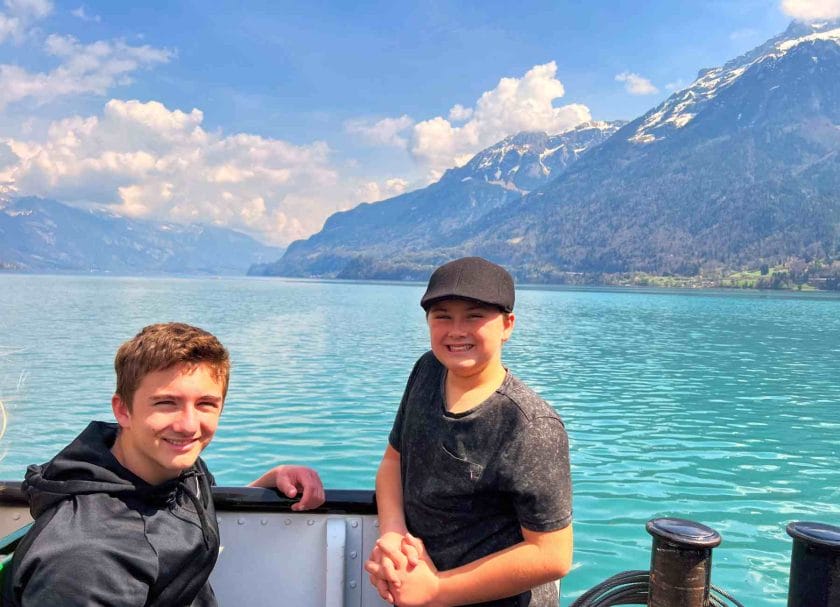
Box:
[786, 521, 840, 607]
[645, 517, 722, 607]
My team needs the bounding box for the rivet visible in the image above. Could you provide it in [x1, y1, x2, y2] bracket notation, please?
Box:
[373, 520, 380, 528]
[307, 519, 315, 526]
[12, 513, 21, 520]
[284, 518, 292, 526]
[237, 518, 245, 525]
[351, 520, 359, 528]
[260, 519, 268, 526]
[349, 581, 357, 589]
[350, 551, 358, 559]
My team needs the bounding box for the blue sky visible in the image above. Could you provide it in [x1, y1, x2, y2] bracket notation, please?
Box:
[0, 0, 831, 245]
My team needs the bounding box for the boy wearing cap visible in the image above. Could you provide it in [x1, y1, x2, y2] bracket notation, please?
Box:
[366, 257, 573, 607]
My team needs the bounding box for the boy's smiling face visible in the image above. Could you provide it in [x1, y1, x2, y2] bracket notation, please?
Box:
[426, 298, 515, 379]
[111, 362, 224, 485]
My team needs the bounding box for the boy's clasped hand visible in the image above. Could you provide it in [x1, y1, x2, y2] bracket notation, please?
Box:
[366, 531, 441, 607]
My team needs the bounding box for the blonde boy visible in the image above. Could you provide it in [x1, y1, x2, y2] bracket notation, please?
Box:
[366, 257, 573, 606]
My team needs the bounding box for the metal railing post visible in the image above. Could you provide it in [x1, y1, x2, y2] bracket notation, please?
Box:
[645, 517, 722, 607]
[786, 521, 840, 607]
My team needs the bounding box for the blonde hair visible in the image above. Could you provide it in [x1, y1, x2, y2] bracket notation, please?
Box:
[115, 323, 230, 411]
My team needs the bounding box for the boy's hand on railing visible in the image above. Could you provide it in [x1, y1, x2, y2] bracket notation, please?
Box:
[248, 465, 325, 511]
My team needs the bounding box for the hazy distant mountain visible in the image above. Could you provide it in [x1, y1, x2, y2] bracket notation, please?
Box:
[257, 21, 840, 283]
[0, 197, 283, 274]
[253, 121, 623, 278]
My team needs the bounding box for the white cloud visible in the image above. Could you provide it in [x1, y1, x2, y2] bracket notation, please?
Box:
[0, 14, 20, 42]
[5, 0, 51, 18]
[345, 114, 413, 148]
[0, 0, 52, 43]
[356, 177, 410, 203]
[0, 35, 172, 108]
[4, 99, 351, 245]
[448, 104, 473, 122]
[343, 62, 591, 180]
[781, 0, 840, 20]
[615, 71, 659, 95]
[71, 5, 100, 22]
[406, 62, 590, 178]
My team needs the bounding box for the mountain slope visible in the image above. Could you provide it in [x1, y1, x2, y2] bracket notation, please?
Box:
[258, 21, 840, 283]
[0, 197, 283, 274]
[256, 122, 623, 278]
[467, 20, 840, 278]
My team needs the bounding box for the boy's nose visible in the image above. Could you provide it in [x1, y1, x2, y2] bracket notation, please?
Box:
[173, 406, 199, 434]
[448, 321, 468, 336]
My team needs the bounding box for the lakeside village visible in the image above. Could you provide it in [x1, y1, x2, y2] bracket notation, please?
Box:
[526, 258, 840, 291]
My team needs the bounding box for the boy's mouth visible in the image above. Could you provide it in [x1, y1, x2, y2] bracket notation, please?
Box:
[163, 437, 198, 448]
[447, 344, 473, 352]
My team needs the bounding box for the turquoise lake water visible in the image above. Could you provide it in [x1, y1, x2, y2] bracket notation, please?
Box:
[1, 274, 839, 605]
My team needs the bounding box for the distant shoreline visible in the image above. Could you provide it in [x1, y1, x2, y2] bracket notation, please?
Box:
[4, 267, 840, 294]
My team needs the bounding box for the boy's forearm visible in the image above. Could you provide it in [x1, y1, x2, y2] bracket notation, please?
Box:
[375, 445, 408, 534]
[436, 525, 573, 606]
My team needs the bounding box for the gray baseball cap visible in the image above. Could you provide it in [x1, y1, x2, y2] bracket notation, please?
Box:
[420, 257, 515, 312]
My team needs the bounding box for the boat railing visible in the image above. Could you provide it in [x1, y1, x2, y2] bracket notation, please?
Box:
[1, 481, 839, 607]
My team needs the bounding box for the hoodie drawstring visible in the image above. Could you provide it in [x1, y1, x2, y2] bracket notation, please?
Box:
[178, 471, 212, 549]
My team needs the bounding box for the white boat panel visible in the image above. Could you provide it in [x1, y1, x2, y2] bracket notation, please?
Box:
[212, 511, 390, 607]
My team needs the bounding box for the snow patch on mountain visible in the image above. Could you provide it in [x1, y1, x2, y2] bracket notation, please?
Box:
[630, 20, 840, 144]
[453, 121, 624, 192]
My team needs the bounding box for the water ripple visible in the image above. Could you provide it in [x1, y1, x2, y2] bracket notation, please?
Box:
[1, 276, 839, 606]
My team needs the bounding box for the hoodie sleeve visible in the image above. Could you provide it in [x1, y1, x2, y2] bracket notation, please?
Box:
[14, 500, 159, 606]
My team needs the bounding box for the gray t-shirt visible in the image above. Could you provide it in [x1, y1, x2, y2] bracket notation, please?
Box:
[389, 351, 572, 607]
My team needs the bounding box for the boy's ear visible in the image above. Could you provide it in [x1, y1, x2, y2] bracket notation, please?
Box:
[502, 312, 515, 342]
[112, 394, 131, 429]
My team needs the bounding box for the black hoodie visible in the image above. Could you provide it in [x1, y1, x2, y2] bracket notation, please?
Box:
[2, 421, 220, 606]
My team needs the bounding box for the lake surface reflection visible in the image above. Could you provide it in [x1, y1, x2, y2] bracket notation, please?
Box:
[1, 274, 839, 605]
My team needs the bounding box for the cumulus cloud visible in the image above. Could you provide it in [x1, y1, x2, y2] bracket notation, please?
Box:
[4, 99, 349, 245]
[781, 0, 840, 20]
[356, 177, 409, 203]
[0, 0, 52, 43]
[345, 114, 413, 148]
[391, 62, 591, 179]
[448, 104, 473, 122]
[0, 35, 172, 109]
[344, 62, 591, 180]
[71, 5, 100, 22]
[615, 71, 659, 95]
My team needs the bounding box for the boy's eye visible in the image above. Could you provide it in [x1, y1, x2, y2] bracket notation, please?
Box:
[153, 400, 175, 407]
[198, 401, 221, 410]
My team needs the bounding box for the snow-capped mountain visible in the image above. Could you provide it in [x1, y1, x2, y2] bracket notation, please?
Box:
[257, 122, 620, 278]
[449, 122, 623, 193]
[464, 20, 840, 278]
[629, 20, 840, 145]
